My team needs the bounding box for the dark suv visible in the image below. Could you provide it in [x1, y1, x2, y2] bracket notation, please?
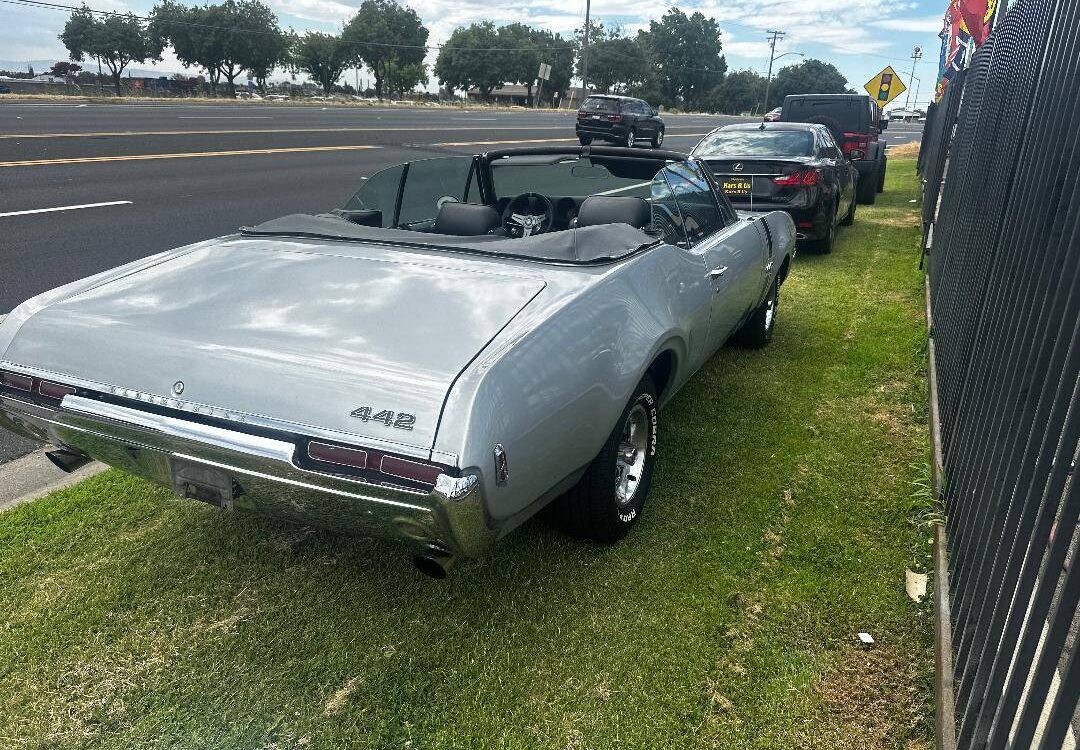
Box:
[576, 95, 666, 148]
[780, 94, 888, 204]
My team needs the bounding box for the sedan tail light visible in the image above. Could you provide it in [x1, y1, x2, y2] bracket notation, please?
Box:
[0, 370, 33, 391]
[773, 169, 820, 187]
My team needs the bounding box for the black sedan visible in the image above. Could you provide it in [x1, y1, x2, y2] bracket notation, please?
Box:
[692, 122, 857, 253]
[576, 95, 666, 148]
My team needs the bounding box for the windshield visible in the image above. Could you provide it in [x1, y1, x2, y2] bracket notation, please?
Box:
[491, 156, 654, 199]
[580, 97, 620, 113]
[693, 130, 814, 158]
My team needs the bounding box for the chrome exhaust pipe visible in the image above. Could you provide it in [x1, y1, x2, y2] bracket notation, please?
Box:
[412, 544, 457, 579]
[45, 448, 92, 473]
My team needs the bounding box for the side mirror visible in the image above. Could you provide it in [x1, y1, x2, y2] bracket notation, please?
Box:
[879, 119, 889, 130]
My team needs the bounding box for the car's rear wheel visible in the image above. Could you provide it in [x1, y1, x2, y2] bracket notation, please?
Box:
[877, 154, 887, 192]
[579, 135, 593, 146]
[735, 277, 779, 348]
[625, 128, 637, 148]
[809, 214, 836, 253]
[651, 128, 664, 148]
[554, 376, 658, 543]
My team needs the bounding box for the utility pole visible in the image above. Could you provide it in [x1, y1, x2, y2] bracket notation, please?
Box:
[581, 0, 592, 98]
[904, 45, 922, 109]
[761, 30, 785, 114]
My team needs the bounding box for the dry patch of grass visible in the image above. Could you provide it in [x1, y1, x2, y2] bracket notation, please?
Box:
[890, 142, 921, 158]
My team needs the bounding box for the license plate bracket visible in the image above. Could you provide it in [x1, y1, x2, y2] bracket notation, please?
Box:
[171, 459, 233, 509]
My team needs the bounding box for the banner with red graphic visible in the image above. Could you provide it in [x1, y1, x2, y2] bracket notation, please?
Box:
[936, 0, 998, 99]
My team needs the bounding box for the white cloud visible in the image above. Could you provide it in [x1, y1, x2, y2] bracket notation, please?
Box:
[869, 14, 944, 32]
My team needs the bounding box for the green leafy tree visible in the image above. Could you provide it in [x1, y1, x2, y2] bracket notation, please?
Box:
[575, 31, 650, 95]
[59, 6, 164, 96]
[709, 68, 765, 114]
[434, 22, 504, 100]
[152, 0, 288, 97]
[531, 28, 571, 105]
[341, 0, 428, 100]
[497, 23, 539, 104]
[292, 31, 350, 94]
[638, 8, 725, 110]
[385, 59, 427, 97]
[769, 58, 848, 109]
[50, 61, 82, 79]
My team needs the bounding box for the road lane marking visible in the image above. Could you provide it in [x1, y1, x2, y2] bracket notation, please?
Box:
[0, 125, 707, 140]
[0, 200, 133, 217]
[178, 116, 273, 119]
[0, 144, 382, 168]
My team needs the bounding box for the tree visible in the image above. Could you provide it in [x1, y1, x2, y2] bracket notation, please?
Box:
[769, 58, 848, 109]
[50, 61, 82, 79]
[575, 30, 650, 95]
[59, 6, 163, 96]
[152, 0, 288, 97]
[385, 59, 427, 98]
[292, 32, 349, 95]
[341, 0, 428, 100]
[709, 68, 765, 114]
[531, 28, 572, 105]
[638, 8, 726, 110]
[497, 23, 539, 105]
[434, 22, 504, 100]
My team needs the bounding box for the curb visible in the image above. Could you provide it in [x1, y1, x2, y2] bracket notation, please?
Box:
[0, 450, 107, 513]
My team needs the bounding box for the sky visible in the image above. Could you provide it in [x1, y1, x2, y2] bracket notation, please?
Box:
[1, 0, 947, 107]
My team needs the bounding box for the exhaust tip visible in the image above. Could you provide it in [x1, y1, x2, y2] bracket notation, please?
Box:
[412, 544, 456, 579]
[45, 448, 92, 474]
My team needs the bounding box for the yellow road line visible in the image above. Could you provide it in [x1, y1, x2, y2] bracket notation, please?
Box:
[0, 125, 711, 140]
[0, 144, 382, 168]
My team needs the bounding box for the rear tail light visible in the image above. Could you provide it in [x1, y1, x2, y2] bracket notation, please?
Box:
[38, 380, 77, 399]
[380, 455, 443, 485]
[841, 132, 870, 159]
[577, 111, 588, 119]
[304, 440, 448, 490]
[603, 114, 624, 122]
[773, 169, 820, 187]
[0, 371, 33, 391]
[307, 441, 368, 469]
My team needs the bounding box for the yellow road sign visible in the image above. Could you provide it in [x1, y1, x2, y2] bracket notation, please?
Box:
[864, 66, 907, 107]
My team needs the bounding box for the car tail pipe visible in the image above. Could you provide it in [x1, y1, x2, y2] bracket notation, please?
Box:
[45, 447, 93, 473]
[412, 544, 457, 579]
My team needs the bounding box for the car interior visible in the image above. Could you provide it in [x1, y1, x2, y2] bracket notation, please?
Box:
[328, 149, 735, 251]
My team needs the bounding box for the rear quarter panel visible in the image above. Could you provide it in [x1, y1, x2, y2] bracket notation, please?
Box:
[433, 245, 712, 525]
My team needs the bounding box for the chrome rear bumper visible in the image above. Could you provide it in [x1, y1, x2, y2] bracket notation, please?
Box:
[0, 393, 495, 557]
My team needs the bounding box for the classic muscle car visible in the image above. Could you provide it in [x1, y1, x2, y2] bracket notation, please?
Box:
[0, 146, 794, 576]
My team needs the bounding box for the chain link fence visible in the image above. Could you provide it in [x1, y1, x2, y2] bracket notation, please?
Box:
[920, 0, 1080, 747]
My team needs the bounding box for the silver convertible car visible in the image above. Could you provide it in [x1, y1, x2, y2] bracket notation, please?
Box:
[0, 146, 794, 576]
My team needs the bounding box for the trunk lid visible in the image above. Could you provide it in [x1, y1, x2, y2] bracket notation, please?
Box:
[5, 238, 546, 454]
[705, 157, 816, 205]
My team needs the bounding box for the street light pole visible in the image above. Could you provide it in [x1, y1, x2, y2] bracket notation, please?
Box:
[761, 30, 785, 113]
[581, 0, 592, 97]
[904, 45, 922, 110]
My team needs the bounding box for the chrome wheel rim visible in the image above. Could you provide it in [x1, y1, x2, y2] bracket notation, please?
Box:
[657, 130, 664, 145]
[615, 404, 649, 506]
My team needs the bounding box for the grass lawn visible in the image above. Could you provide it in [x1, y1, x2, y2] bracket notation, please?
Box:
[0, 159, 934, 750]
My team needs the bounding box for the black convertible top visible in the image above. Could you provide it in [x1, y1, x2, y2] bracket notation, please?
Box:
[242, 214, 659, 264]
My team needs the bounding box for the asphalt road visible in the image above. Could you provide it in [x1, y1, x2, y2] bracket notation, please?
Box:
[0, 101, 922, 462]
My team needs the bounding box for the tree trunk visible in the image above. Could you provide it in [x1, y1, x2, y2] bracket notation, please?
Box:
[526, 82, 533, 107]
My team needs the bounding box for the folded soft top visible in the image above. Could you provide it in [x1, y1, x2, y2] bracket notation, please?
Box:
[242, 214, 658, 264]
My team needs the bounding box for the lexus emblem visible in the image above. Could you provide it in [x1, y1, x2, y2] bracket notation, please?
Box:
[732, 163, 744, 172]
[172, 381, 185, 396]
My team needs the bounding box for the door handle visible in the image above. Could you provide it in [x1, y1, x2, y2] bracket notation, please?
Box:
[707, 267, 728, 279]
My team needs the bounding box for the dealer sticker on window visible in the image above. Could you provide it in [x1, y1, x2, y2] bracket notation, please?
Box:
[722, 179, 753, 196]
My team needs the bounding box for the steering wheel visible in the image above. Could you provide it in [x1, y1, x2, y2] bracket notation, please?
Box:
[501, 193, 555, 237]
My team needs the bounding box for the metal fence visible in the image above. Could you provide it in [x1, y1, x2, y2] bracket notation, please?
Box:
[920, 0, 1080, 747]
